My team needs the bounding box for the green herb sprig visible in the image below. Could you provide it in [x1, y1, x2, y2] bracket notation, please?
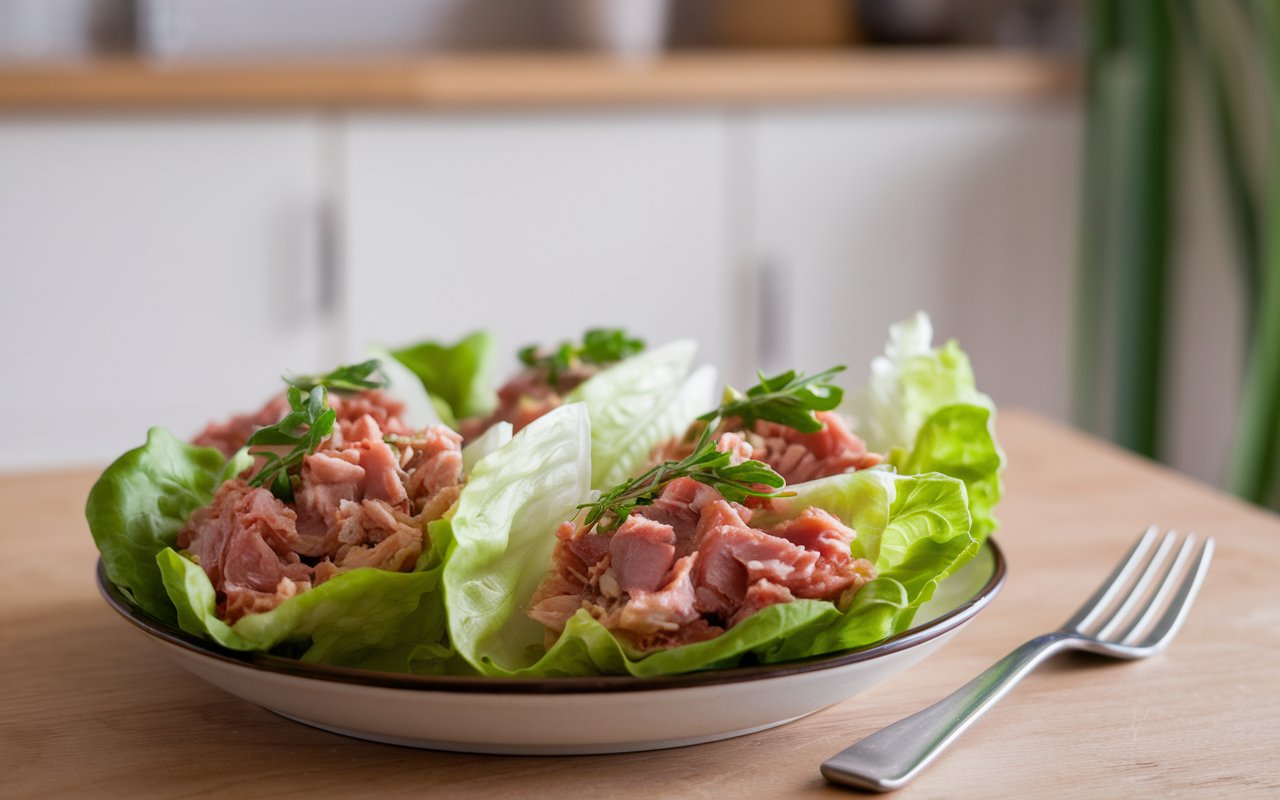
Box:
[577, 428, 791, 534]
[518, 328, 645, 390]
[575, 364, 847, 532]
[699, 366, 846, 434]
[285, 359, 387, 394]
[246, 386, 336, 502]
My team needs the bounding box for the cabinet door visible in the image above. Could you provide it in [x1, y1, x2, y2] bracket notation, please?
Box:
[751, 104, 1081, 420]
[0, 117, 329, 470]
[341, 112, 733, 381]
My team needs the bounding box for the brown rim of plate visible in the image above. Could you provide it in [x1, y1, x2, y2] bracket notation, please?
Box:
[96, 539, 1005, 695]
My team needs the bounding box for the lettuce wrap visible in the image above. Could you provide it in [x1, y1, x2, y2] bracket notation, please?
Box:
[438, 403, 978, 678]
[85, 360, 487, 671]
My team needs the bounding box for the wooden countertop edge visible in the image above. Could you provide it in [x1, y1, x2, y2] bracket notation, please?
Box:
[0, 51, 1080, 110]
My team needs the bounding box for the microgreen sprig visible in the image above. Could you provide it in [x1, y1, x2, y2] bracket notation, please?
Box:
[577, 428, 791, 534]
[285, 359, 387, 394]
[246, 385, 336, 502]
[518, 328, 645, 390]
[699, 366, 846, 434]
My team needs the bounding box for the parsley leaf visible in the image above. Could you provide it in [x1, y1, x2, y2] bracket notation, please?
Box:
[518, 328, 646, 390]
[699, 366, 846, 434]
[285, 359, 387, 394]
[246, 386, 336, 502]
[577, 428, 791, 534]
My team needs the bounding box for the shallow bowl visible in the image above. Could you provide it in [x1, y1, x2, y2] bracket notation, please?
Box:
[97, 540, 1005, 755]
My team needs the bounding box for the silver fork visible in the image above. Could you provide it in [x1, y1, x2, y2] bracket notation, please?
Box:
[821, 527, 1215, 793]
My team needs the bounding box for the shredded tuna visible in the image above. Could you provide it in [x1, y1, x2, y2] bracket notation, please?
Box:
[650, 411, 883, 487]
[181, 396, 463, 623]
[193, 389, 412, 458]
[747, 411, 883, 483]
[458, 363, 597, 441]
[529, 480, 875, 654]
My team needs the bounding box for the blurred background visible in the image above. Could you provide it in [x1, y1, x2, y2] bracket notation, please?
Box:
[0, 1, 1270, 508]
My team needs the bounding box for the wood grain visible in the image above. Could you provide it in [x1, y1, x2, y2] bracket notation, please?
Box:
[0, 52, 1078, 110]
[2, 409, 1277, 798]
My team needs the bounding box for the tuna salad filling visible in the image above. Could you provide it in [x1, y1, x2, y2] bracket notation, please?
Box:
[194, 388, 412, 458]
[458, 328, 645, 441]
[654, 410, 884, 485]
[181, 389, 463, 623]
[457, 362, 596, 441]
[529, 433, 877, 652]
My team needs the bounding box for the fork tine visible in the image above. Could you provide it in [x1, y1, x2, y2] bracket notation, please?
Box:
[1135, 537, 1215, 650]
[1118, 534, 1197, 645]
[1061, 525, 1158, 634]
[1094, 530, 1177, 640]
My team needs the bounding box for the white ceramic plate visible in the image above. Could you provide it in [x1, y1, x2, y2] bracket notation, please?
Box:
[97, 541, 1005, 755]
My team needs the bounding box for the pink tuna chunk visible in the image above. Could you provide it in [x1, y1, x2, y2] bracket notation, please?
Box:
[691, 500, 822, 619]
[617, 554, 700, 635]
[177, 480, 312, 623]
[751, 411, 883, 484]
[728, 579, 796, 628]
[292, 414, 408, 555]
[768, 507, 857, 561]
[609, 515, 677, 595]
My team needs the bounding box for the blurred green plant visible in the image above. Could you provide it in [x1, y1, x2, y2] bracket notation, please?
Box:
[1080, 0, 1280, 507]
[1075, 0, 1173, 458]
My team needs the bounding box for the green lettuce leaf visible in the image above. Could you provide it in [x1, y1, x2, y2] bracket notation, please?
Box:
[754, 470, 978, 660]
[86, 428, 250, 624]
[443, 403, 593, 676]
[565, 340, 711, 489]
[893, 405, 1003, 543]
[846, 312, 1005, 543]
[446, 435, 976, 677]
[392, 331, 498, 426]
[157, 546, 447, 667]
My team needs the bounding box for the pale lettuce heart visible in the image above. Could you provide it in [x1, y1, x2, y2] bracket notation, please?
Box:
[566, 340, 712, 489]
[844, 312, 1005, 543]
[442, 403, 593, 675]
[462, 421, 513, 474]
[845, 311, 992, 454]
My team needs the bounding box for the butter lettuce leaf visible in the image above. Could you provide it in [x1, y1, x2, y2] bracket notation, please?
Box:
[392, 331, 498, 426]
[846, 312, 1004, 543]
[157, 546, 447, 667]
[894, 404, 1003, 543]
[566, 340, 712, 490]
[86, 428, 250, 624]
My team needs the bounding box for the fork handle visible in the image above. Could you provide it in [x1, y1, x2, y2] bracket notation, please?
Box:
[821, 632, 1073, 792]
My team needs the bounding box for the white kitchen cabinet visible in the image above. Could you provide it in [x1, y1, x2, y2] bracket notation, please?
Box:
[0, 116, 331, 471]
[340, 112, 735, 381]
[748, 102, 1081, 420]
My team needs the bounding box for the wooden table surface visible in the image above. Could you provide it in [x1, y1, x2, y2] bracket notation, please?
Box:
[2, 409, 1277, 798]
